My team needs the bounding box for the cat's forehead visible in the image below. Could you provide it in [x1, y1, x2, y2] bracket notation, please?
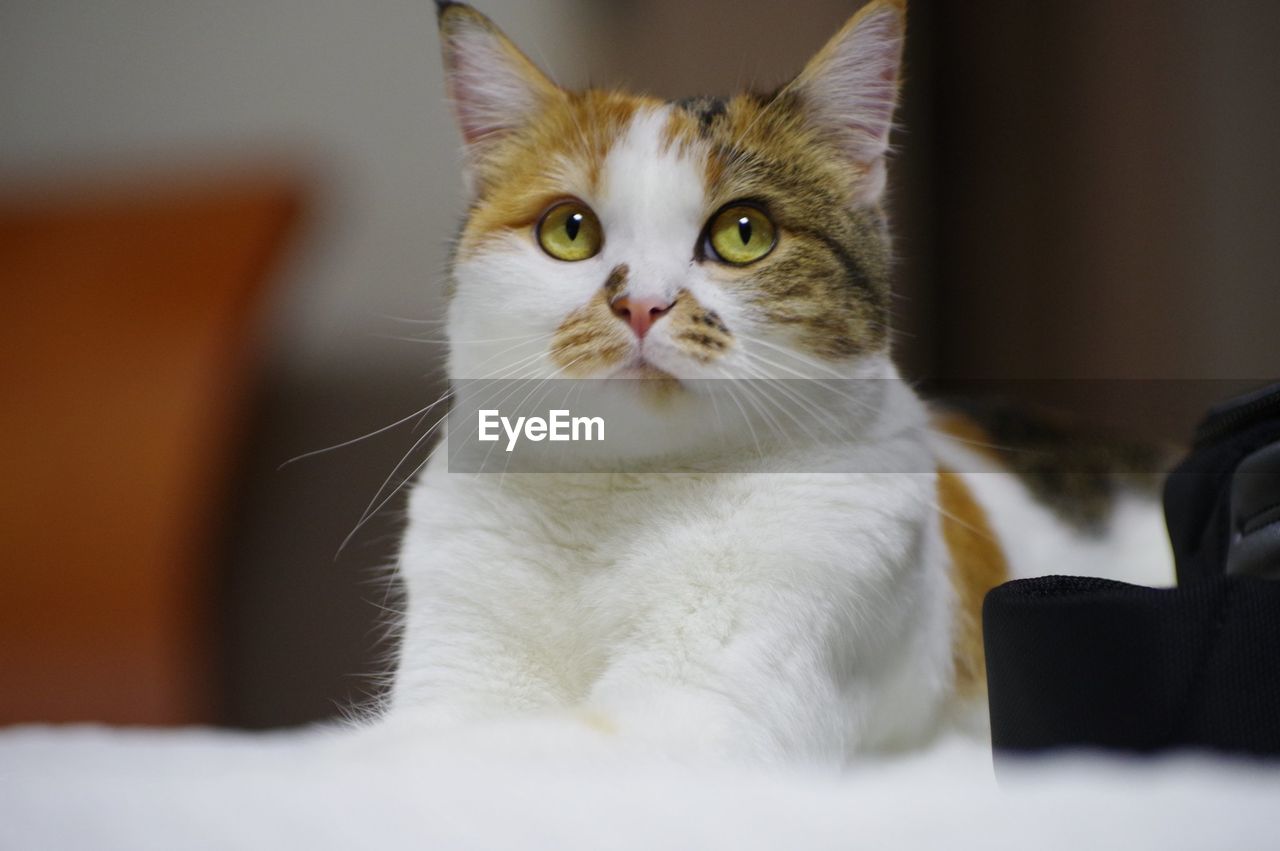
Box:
[457, 87, 834, 250]
[595, 106, 707, 231]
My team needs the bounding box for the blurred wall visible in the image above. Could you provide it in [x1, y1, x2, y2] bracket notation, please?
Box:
[918, 0, 1280, 385]
[589, 0, 1280, 397]
[0, 0, 596, 379]
[906, 0, 1280, 439]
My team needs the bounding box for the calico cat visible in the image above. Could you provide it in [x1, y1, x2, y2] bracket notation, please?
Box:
[385, 0, 1173, 763]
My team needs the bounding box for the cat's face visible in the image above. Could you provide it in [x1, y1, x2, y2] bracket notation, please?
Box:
[437, 1, 904, 387]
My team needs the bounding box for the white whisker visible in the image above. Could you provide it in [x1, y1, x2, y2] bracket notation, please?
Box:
[279, 390, 453, 470]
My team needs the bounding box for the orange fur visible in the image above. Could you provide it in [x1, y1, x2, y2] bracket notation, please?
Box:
[550, 287, 633, 377]
[460, 91, 659, 256]
[937, 467, 1008, 697]
[933, 411, 1001, 463]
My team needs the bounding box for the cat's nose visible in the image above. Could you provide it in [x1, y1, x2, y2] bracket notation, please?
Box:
[610, 296, 673, 340]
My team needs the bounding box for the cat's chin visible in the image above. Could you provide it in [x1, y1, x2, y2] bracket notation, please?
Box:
[605, 363, 685, 406]
[609, 363, 677, 382]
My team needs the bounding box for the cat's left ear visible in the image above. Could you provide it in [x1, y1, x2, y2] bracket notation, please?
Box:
[436, 2, 565, 166]
[782, 0, 906, 206]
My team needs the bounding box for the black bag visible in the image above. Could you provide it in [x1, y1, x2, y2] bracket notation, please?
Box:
[983, 382, 1280, 757]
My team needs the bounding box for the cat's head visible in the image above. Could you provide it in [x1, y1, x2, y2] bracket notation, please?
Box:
[435, 0, 905, 388]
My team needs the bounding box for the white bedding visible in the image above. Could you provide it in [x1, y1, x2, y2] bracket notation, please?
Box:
[2, 721, 1277, 850]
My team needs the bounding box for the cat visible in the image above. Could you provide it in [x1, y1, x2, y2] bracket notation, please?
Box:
[383, 0, 1174, 764]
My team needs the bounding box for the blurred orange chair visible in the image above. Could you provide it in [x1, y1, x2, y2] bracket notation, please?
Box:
[0, 174, 301, 725]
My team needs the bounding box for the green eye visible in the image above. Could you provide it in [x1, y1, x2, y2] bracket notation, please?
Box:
[537, 201, 603, 262]
[706, 204, 776, 265]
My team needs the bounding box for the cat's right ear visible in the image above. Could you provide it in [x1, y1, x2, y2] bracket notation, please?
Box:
[779, 0, 906, 207]
[435, 2, 564, 166]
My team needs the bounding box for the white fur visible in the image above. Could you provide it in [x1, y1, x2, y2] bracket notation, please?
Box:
[968, 473, 1174, 588]
[931, 439, 1175, 589]
[6, 724, 1280, 850]
[393, 385, 954, 762]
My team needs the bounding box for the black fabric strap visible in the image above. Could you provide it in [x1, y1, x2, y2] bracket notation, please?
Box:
[984, 574, 1280, 756]
[983, 383, 1280, 758]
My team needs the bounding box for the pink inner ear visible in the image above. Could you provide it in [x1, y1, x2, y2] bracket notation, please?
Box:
[442, 24, 548, 150]
[453, 89, 508, 147]
[809, 6, 904, 166]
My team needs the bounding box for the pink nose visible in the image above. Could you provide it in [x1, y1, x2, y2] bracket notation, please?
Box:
[610, 296, 673, 339]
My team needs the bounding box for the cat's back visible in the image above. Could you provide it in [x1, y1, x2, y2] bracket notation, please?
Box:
[931, 401, 1177, 589]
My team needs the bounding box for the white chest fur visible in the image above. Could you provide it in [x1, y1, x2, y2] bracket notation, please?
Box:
[389, 397, 956, 764]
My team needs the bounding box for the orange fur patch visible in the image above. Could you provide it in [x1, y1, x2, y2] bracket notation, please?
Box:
[549, 287, 633, 376]
[933, 411, 1001, 463]
[460, 90, 661, 256]
[937, 467, 1008, 697]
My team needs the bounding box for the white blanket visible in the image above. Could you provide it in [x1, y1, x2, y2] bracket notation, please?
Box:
[2, 722, 1277, 850]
